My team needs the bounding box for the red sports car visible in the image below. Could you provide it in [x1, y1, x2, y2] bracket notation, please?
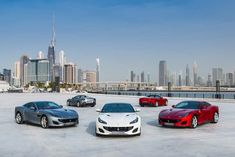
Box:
[158, 100, 219, 128]
[139, 95, 168, 107]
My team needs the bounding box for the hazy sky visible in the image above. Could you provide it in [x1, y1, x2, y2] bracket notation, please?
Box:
[0, 0, 235, 82]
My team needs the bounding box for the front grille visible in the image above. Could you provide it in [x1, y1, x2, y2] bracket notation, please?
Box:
[103, 126, 134, 132]
[58, 118, 77, 123]
[159, 118, 180, 123]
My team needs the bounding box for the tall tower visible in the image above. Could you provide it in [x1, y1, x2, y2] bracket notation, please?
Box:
[48, 14, 56, 81]
[193, 61, 198, 86]
[20, 55, 29, 86]
[186, 64, 190, 86]
[159, 60, 167, 86]
[96, 58, 100, 82]
[59, 50, 65, 82]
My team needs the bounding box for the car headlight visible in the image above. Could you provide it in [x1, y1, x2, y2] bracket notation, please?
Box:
[98, 117, 107, 124]
[130, 117, 139, 124]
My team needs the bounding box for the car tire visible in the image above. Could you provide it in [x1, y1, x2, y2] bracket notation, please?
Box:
[191, 115, 198, 128]
[155, 102, 159, 107]
[67, 101, 70, 106]
[77, 101, 81, 107]
[211, 112, 219, 123]
[140, 104, 144, 107]
[91, 103, 95, 107]
[41, 115, 49, 129]
[15, 112, 23, 124]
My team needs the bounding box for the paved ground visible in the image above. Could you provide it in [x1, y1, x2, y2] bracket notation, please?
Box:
[0, 93, 235, 157]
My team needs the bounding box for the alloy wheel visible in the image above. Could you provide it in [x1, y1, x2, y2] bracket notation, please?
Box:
[41, 116, 48, 128]
[191, 116, 198, 128]
[15, 112, 22, 124]
[213, 112, 219, 123]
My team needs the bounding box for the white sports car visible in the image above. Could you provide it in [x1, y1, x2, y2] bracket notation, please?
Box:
[96, 103, 141, 136]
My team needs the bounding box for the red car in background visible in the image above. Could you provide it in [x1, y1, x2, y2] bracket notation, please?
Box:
[139, 95, 168, 107]
[158, 100, 219, 128]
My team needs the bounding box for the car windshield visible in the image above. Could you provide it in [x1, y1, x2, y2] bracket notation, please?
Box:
[101, 103, 135, 113]
[36, 102, 61, 110]
[148, 95, 160, 98]
[175, 101, 200, 109]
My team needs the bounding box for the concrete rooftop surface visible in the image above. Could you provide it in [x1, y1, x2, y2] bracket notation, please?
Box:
[0, 93, 235, 157]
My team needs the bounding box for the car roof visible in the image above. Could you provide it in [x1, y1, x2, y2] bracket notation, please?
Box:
[104, 102, 132, 106]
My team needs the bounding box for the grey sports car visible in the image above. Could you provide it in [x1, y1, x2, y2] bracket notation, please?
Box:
[67, 95, 96, 107]
[15, 101, 79, 128]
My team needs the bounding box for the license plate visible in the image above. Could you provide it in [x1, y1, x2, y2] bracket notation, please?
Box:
[65, 122, 75, 126]
[164, 122, 174, 126]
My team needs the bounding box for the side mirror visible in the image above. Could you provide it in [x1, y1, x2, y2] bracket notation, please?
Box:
[96, 109, 101, 112]
[30, 106, 36, 111]
[135, 108, 141, 112]
[172, 105, 176, 108]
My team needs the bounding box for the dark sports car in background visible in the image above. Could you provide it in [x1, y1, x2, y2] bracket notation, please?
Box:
[67, 95, 96, 107]
[139, 95, 168, 107]
[158, 100, 219, 128]
[15, 101, 79, 128]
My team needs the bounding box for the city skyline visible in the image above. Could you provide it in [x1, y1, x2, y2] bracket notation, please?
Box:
[0, 0, 235, 81]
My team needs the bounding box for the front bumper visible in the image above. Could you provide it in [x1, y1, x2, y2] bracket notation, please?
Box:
[158, 115, 192, 127]
[48, 116, 79, 127]
[96, 122, 141, 136]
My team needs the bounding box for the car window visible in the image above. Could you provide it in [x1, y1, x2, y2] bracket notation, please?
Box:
[101, 103, 135, 113]
[35, 102, 61, 110]
[24, 103, 35, 109]
[147, 95, 154, 98]
[175, 101, 200, 109]
[155, 95, 161, 98]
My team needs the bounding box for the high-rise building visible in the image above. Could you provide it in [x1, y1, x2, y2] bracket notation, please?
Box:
[3, 69, 11, 85]
[185, 64, 190, 86]
[178, 73, 182, 86]
[64, 63, 77, 84]
[226, 73, 233, 87]
[37, 51, 45, 59]
[212, 68, 223, 86]
[84, 71, 96, 83]
[96, 58, 100, 82]
[207, 74, 212, 87]
[53, 64, 62, 82]
[48, 15, 56, 82]
[141, 71, 145, 82]
[130, 71, 135, 82]
[59, 50, 65, 82]
[24, 59, 49, 85]
[0, 73, 4, 81]
[147, 72, 150, 83]
[12, 61, 20, 87]
[193, 62, 198, 86]
[77, 69, 83, 83]
[159, 60, 167, 86]
[20, 55, 29, 86]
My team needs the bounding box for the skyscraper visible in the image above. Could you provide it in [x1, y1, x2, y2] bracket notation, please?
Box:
[20, 55, 29, 86]
[77, 69, 83, 83]
[212, 68, 223, 86]
[193, 62, 198, 86]
[225, 73, 233, 87]
[96, 58, 100, 82]
[48, 15, 56, 82]
[185, 64, 190, 86]
[207, 74, 212, 87]
[59, 50, 65, 82]
[147, 72, 150, 83]
[3, 69, 11, 85]
[141, 71, 145, 82]
[64, 63, 77, 84]
[24, 59, 49, 85]
[130, 71, 135, 82]
[12, 61, 20, 87]
[159, 60, 167, 86]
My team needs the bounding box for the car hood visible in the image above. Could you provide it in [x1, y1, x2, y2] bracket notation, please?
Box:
[160, 108, 197, 117]
[41, 108, 78, 118]
[98, 113, 138, 125]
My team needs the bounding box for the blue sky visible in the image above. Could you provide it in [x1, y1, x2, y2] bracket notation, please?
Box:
[0, 0, 235, 81]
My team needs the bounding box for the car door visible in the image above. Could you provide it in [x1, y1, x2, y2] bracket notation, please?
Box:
[198, 103, 211, 123]
[24, 103, 38, 124]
